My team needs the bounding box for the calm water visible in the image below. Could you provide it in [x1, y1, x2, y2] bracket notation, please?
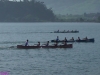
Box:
[0, 22, 100, 75]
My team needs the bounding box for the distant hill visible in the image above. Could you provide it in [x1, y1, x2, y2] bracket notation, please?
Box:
[36, 0, 100, 14]
[0, 0, 56, 22]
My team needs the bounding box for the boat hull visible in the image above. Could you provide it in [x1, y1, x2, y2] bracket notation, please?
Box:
[17, 45, 41, 49]
[75, 38, 94, 42]
[17, 44, 72, 49]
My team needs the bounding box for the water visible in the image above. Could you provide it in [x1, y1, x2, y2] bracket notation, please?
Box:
[0, 22, 100, 75]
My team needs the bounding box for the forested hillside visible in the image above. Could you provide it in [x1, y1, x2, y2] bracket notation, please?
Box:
[0, 0, 57, 22]
[0, 0, 100, 22]
[36, 0, 100, 15]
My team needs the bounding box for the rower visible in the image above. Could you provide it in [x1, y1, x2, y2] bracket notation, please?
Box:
[85, 36, 88, 40]
[63, 30, 65, 32]
[63, 40, 67, 46]
[46, 41, 49, 46]
[25, 39, 29, 46]
[56, 36, 59, 42]
[71, 30, 73, 32]
[38, 42, 40, 46]
[83, 36, 88, 40]
[70, 37, 74, 41]
[67, 30, 69, 32]
[57, 30, 59, 32]
[35, 42, 40, 46]
[64, 37, 67, 42]
[64, 37, 67, 46]
[53, 41, 58, 46]
[78, 37, 80, 40]
[42, 41, 49, 46]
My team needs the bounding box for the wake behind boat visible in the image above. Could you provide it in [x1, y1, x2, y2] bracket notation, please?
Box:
[17, 44, 73, 49]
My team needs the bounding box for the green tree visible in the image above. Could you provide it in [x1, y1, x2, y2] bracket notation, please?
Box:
[0, 0, 57, 22]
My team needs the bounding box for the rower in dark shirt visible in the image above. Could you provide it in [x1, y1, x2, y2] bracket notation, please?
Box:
[46, 41, 49, 46]
[62, 37, 67, 46]
[64, 37, 67, 42]
[78, 37, 81, 40]
[37, 42, 40, 46]
[56, 36, 59, 42]
[70, 37, 74, 41]
[53, 41, 58, 46]
[83, 36, 88, 40]
[25, 40, 29, 46]
[34, 42, 40, 46]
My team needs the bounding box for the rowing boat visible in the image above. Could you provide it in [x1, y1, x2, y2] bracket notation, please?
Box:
[54, 30, 79, 33]
[17, 44, 73, 49]
[75, 38, 94, 42]
[51, 38, 94, 43]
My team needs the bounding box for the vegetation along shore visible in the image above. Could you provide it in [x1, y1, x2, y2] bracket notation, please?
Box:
[0, 0, 100, 22]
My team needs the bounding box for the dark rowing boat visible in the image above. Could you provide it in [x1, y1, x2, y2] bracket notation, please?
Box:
[17, 44, 73, 49]
[53, 30, 79, 33]
[51, 38, 94, 43]
[75, 38, 94, 42]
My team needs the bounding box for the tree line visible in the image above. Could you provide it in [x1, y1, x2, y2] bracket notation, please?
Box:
[0, 0, 100, 22]
[57, 13, 100, 22]
[0, 0, 58, 22]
